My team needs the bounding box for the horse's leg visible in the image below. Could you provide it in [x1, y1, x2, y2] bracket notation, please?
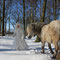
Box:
[42, 41, 45, 53]
[53, 43, 58, 58]
[48, 43, 54, 54]
[51, 41, 58, 59]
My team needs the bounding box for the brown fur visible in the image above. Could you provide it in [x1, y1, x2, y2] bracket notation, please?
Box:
[41, 20, 60, 58]
[26, 22, 45, 37]
[56, 52, 60, 60]
[56, 40, 60, 60]
[26, 20, 60, 58]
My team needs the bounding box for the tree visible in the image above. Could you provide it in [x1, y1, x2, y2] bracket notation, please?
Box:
[45, 0, 51, 23]
[33, 0, 37, 22]
[23, 0, 25, 37]
[0, 9, 2, 34]
[30, 0, 33, 23]
[53, 0, 57, 20]
[16, 2, 20, 22]
[8, 9, 11, 33]
[4, 0, 13, 34]
[0, 18, 1, 34]
[40, 0, 42, 21]
[2, 0, 5, 36]
[40, 0, 47, 22]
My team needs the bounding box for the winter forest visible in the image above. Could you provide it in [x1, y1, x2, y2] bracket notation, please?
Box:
[0, 0, 60, 60]
[0, 0, 60, 35]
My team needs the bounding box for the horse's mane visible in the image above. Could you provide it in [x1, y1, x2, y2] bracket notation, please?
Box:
[31, 22, 46, 33]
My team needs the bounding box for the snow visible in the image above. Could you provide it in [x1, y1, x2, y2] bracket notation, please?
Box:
[0, 36, 53, 60]
[0, 54, 51, 60]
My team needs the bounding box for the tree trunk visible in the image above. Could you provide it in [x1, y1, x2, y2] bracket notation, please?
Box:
[40, 0, 47, 22]
[2, 0, 5, 36]
[53, 0, 57, 20]
[16, 2, 19, 22]
[47, 0, 51, 23]
[9, 14, 10, 33]
[5, 22, 6, 34]
[30, 0, 34, 23]
[0, 19, 1, 33]
[34, 1, 37, 22]
[30, 7, 33, 23]
[40, 0, 42, 21]
[23, 0, 25, 37]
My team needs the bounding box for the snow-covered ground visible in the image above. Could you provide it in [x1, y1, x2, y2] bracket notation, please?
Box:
[0, 36, 54, 60]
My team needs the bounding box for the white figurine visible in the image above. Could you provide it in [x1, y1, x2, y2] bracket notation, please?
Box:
[13, 22, 28, 50]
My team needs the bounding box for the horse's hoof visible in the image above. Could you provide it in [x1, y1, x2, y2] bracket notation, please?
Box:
[51, 56, 56, 59]
[41, 51, 44, 54]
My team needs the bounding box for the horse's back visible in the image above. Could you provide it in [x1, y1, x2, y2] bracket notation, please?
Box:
[49, 20, 60, 39]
